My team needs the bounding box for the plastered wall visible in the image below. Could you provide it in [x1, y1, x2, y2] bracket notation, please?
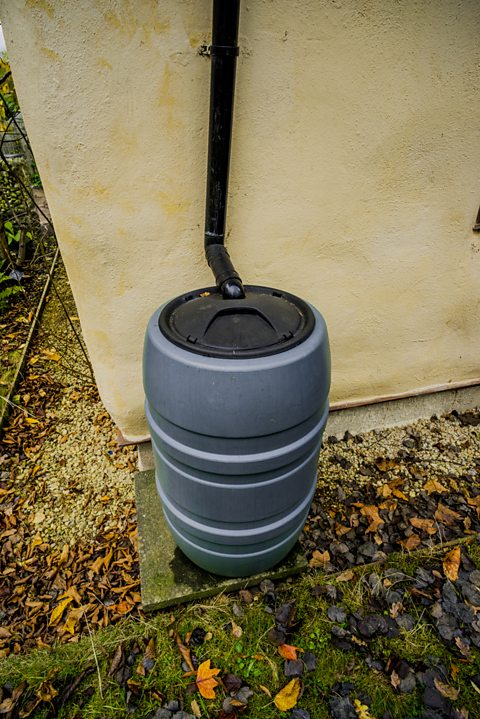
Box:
[2, 0, 479, 440]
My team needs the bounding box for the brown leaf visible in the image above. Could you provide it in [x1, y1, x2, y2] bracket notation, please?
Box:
[196, 659, 221, 699]
[391, 670, 401, 689]
[360, 505, 384, 533]
[108, 645, 124, 676]
[455, 636, 471, 658]
[399, 534, 421, 551]
[231, 621, 243, 639]
[433, 678, 459, 701]
[274, 678, 302, 711]
[145, 637, 156, 660]
[336, 569, 355, 582]
[409, 517, 437, 535]
[434, 503, 462, 526]
[443, 546, 461, 582]
[175, 633, 195, 673]
[335, 523, 351, 537]
[309, 549, 330, 568]
[375, 457, 397, 472]
[424, 478, 448, 495]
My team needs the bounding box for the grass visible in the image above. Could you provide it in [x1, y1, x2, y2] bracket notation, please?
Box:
[1, 542, 479, 718]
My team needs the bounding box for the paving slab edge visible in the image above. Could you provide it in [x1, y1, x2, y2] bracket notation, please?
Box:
[134, 470, 307, 612]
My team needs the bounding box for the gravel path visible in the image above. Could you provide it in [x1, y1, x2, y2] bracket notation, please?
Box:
[4, 261, 137, 547]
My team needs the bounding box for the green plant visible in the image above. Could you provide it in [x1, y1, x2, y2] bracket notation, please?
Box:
[0, 271, 21, 311]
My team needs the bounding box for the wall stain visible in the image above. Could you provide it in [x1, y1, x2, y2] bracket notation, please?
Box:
[26, 0, 54, 18]
[96, 57, 113, 71]
[41, 47, 61, 61]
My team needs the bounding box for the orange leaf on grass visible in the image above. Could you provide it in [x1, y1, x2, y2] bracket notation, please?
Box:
[196, 659, 221, 699]
[278, 644, 299, 660]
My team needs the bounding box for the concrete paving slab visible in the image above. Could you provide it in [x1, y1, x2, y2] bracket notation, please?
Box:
[135, 470, 308, 612]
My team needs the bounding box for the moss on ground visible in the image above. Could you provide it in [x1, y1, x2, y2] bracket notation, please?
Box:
[1, 541, 479, 718]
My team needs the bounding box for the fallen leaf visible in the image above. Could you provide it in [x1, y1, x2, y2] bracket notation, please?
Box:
[467, 495, 480, 518]
[398, 534, 421, 551]
[41, 348, 61, 362]
[424, 478, 448, 495]
[108, 645, 124, 676]
[434, 678, 459, 701]
[434, 503, 462, 526]
[273, 678, 302, 711]
[451, 664, 460, 680]
[175, 632, 195, 673]
[360, 505, 384, 533]
[335, 523, 351, 537]
[259, 685, 272, 698]
[409, 517, 437, 535]
[443, 546, 461, 582]
[375, 458, 397, 472]
[309, 549, 330, 568]
[196, 659, 221, 700]
[354, 698, 377, 719]
[391, 670, 400, 689]
[231, 621, 243, 639]
[278, 644, 298, 660]
[49, 597, 73, 626]
[454, 636, 471, 658]
[336, 569, 354, 582]
[191, 699, 202, 718]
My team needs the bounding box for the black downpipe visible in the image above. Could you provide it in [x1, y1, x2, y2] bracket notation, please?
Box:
[204, 0, 245, 299]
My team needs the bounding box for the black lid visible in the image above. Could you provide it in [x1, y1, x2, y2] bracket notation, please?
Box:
[159, 285, 315, 359]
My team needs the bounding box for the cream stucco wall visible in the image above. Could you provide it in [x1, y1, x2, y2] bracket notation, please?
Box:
[2, 0, 479, 440]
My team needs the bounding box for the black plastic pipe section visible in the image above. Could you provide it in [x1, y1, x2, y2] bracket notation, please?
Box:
[204, 0, 245, 299]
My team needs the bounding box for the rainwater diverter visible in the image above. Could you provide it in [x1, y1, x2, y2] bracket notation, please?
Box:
[143, 0, 331, 577]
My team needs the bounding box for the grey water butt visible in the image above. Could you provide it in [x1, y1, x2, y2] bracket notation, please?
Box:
[143, 0, 330, 577]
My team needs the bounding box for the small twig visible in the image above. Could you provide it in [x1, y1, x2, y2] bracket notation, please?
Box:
[84, 610, 103, 699]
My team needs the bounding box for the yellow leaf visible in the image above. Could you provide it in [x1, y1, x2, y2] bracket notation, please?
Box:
[354, 697, 378, 718]
[273, 678, 302, 711]
[259, 684, 272, 698]
[196, 659, 221, 700]
[443, 546, 461, 582]
[41, 348, 61, 362]
[62, 611, 80, 636]
[30, 536, 43, 551]
[49, 597, 73, 626]
[25, 417, 40, 425]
